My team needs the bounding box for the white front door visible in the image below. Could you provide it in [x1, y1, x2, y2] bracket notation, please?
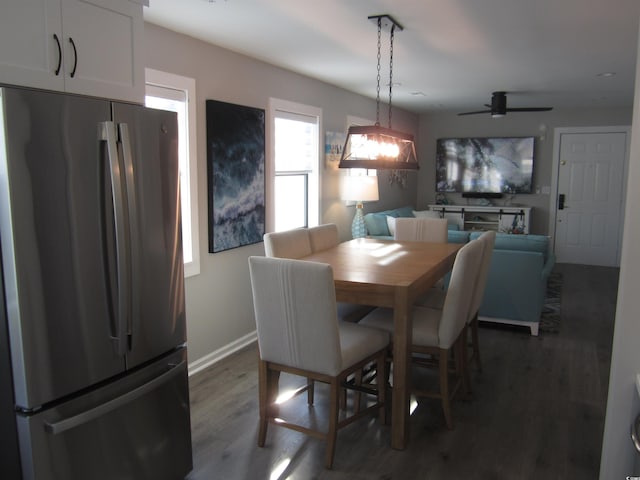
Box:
[554, 131, 627, 266]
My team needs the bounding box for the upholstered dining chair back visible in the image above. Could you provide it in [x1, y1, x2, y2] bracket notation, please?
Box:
[394, 217, 448, 243]
[263, 228, 312, 259]
[469, 231, 496, 321]
[248, 256, 389, 468]
[308, 224, 340, 252]
[438, 239, 484, 348]
[249, 256, 343, 376]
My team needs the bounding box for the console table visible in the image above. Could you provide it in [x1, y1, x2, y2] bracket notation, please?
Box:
[427, 205, 531, 234]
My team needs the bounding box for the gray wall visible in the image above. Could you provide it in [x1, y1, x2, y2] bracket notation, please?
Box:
[599, 21, 640, 480]
[417, 108, 631, 234]
[143, 23, 418, 365]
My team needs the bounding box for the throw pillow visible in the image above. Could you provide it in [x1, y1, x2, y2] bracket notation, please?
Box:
[386, 216, 396, 236]
[363, 213, 391, 236]
[413, 210, 441, 219]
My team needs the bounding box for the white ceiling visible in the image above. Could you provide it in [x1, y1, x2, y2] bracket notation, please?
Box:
[144, 0, 640, 115]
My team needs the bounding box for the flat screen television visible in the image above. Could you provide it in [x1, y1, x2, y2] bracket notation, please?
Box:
[435, 136, 534, 195]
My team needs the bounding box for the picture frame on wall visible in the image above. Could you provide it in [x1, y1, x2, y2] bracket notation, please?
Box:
[325, 130, 345, 169]
[206, 99, 265, 253]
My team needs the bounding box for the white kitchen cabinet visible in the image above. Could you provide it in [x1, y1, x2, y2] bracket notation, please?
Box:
[0, 0, 143, 103]
[0, 1, 65, 92]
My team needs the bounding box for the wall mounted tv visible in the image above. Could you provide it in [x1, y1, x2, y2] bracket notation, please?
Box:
[435, 136, 534, 196]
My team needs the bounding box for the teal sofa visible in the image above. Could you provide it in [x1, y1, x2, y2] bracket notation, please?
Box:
[363, 206, 555, 335]
[469, 231, 554, 336]
[363, 206, 470, 243]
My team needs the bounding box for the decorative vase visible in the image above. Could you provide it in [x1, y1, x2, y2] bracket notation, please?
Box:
[351, 203, 366, 238]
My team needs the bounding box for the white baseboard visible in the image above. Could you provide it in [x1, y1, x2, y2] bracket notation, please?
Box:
[188, 330, 258, 376]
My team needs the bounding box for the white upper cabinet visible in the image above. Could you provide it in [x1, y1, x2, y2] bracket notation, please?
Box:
[0, 0, 143, 103]
[0, 1, 65, 92]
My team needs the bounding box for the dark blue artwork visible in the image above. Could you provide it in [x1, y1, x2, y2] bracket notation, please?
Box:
[206, 100, 265, 253]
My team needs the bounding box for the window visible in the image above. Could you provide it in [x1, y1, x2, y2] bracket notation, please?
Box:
[145, 69, 200, 277]
[346, 115, 378, 178]
[268, 99, 321, 232]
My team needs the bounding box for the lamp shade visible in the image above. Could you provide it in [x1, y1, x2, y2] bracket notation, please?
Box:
[341, 175, 379, 202]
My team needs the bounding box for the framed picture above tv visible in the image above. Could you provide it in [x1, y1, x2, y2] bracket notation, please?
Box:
[435, 136, 534, 195]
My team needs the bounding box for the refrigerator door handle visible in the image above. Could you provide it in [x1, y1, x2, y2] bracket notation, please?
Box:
[99, 121, 130, 356]
[118, 123, 139, 342]
[43, 361, 186, 435]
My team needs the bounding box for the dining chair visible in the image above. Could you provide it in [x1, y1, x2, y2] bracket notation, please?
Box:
[393, 217, 448, 243]
[393, 217, 449, 293]
[248, 256, 389, 469]
[418, 231, 496, 372]
[358, 238, 484, 429]
[308, 223, 340, 252]
[266, 227, 348, 315]
[466, 231, 496, 371]
[263, 228, 312, 259]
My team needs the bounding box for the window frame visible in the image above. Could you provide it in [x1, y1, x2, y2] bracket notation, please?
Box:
[145, 68, 200, 277]
[267, 98, 322, 232]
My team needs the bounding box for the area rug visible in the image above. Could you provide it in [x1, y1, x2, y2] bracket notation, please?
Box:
[540, 271, 562, 333]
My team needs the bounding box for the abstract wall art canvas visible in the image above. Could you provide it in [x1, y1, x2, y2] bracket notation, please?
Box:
[206, 100, 265, 253]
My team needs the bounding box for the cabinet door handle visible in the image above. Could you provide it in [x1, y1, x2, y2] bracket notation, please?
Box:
[53, 34, 62, 75]
[69, 37, 78, 78]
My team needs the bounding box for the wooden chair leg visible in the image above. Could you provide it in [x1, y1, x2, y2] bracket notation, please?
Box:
[353, 369, 363, 413]
[439, 348, 453, 429]
[340, 377, 348, 410]
[460, 328, 471, 396]
[376, 353, 387, 424]
[258, 360, 278, 447]
[307, 377, 315, 405]
[325, 378, 340, 469]
[471, 314, 482, 372]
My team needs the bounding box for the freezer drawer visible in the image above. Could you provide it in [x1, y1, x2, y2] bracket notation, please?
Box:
[16, 348, 192, 480]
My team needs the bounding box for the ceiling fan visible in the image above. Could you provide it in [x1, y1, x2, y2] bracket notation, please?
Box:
[458, 91, 553, 117]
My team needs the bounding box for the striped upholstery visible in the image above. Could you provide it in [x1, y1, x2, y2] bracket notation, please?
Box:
[394, 217, 448, 243]
[249, 257, 388, 376]
[263, 229, 312, 259]
[308, 224, 340, 252]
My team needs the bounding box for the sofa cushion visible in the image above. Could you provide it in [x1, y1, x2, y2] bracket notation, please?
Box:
[413, 209, 441, 219]
[386, 216, 397, 236]
[364, 213, 392, 236]
[393, 206, 415, 218]
[364, 206, 415, 236]
[448, 230, 470, 244]
[470, 232, 550, 260]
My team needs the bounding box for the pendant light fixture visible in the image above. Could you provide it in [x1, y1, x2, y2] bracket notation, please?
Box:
[338, 14, 418, 170]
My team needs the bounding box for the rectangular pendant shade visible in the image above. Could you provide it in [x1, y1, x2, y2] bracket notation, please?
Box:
[338, 125, 419, 170]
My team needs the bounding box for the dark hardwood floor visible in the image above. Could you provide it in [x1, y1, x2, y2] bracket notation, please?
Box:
[186, 263, 618, 479]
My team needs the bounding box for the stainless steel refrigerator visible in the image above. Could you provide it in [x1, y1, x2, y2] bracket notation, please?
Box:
[0, 86, 192, 479]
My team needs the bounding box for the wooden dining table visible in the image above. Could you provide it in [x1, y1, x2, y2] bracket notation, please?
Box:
[301, 237, 462, 450]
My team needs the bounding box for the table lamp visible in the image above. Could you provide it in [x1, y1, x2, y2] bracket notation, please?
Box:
[341, 175, 379, 238]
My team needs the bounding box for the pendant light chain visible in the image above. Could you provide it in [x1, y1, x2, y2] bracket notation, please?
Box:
[375, 17, 382, 126]
[337, 14, 418, 171]
[389, 24, 395, 129]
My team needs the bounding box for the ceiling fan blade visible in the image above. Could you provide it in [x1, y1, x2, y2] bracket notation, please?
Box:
[458, 109, 492, 116]
[505, 107, 553, 112]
